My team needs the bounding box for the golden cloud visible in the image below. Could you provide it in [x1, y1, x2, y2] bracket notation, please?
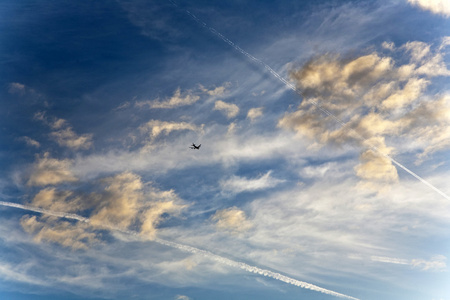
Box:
[23, 172, 186, 249]
[211, 207, 253, 234]
[280, 39, 450, 188]
[27, 152, 78, 186]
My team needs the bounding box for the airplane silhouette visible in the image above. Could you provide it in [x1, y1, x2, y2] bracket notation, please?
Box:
[189, 143, 201, 150]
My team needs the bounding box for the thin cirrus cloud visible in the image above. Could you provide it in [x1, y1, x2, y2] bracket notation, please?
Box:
[134, 84, 227, 109]
[220, 171, 285, 194]
[407, 0, 450, 17]
[34, 112, 93, 150]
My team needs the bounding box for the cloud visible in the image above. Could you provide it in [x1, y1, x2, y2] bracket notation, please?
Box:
[21, 215, 99, 250]
[280, 39, 450, 188]
[8, 82, 26, 95]
[220, 171, 285, 194]
[199, 83, 229, 96]
[139, 120, 203, 138]
[411, 255, 447, 271]
[213, 100, 239, 118]
[136, 88, 200, 109]
[175, 295, 191, 300]
[34, 113, 93, 150]
[27, 153, 78, 186]
[49, 118, 93, 150]
[19, 136, 41, 148]
[407, 0, 450, 18]
[247, 107, 264, 121]
[211, 207, 253, 233]
[23, 171, 186, 248]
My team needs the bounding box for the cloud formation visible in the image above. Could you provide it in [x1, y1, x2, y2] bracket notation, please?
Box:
[211, 207, 253, 233]
[27, 153, 78, 186]
[34, 113, 93, 150]
[139, 120, 203, 138]
[22, 172, 186, 248]
[280, 38, 450, 188]
[220, 171, 284, 194]
[136, 88, 200, 109]
[247, 107, 264, 121]
[407, 0, 450, 18]
[213, 100, 239, 118]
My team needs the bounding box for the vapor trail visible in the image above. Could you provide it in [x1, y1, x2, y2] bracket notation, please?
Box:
[0, 201, 360, 300]
[154, 238, 360, 300]
[169, 1, 450, 201]
[0, 201, 89, 222]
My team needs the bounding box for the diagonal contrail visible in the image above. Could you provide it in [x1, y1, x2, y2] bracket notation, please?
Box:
[0, 200, 360, 300]
[168, 0, 450, 201]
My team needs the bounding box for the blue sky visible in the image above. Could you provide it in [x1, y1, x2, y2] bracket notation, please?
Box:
[1, 0, 450, 299]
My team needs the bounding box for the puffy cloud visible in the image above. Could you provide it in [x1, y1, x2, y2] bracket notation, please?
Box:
[139, 120, 203, 138]
[407, 0, 450, 18]
[220, 171, 284, 194]
[213, 100, 239, 118]
[247, 107, 264, 121]
[136, 88, 200, 109]
[23, 172, 186, 248]
[175, 295, 191, 300]
[199, 83, 229, 96]
[27, 153, 78, 186]
[21, 215, 99, 250]
[280, 39, 450, 188]
[31, 187, 83, 213]
[211, 207, 253, 233]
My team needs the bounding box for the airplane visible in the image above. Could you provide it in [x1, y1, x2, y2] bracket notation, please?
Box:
[189, 143, 201, 150]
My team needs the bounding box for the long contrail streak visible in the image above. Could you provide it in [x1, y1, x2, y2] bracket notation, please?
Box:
[0, 201, 89, 222]
[0, 200, 360, 300]
[169, 1, 450, 201]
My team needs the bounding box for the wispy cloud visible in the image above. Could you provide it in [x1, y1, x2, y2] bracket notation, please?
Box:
[34, 112, 93, 150]
[135, 88, 200, 109]
[220, 171, 284, 194]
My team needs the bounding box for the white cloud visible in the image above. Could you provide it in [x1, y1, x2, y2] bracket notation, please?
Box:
[20, 136, 40, 148]
[411, 255, 447, 271]
[34, 113, 93, 150]
[213, 100, 239, 118]
[247, 107, 264, 121]
[136, 88, 200, 109]
[139, 120, 203, 139]
[281, 39, 450, 189]
[407, 0, 450, 18]
[211, 207, 253, 233]
[8, 82, 26, 94]
[27, 152, 78, 186]
[220, 171, 285, 194]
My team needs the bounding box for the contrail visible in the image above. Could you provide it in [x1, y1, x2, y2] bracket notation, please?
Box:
[0, 201, 89, 222]
[168, 1, 450, 201]
[154, 238, 360, 300]
[0, 201, 360, 300]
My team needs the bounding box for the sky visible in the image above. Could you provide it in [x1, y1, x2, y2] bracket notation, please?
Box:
[1, 0, 450, 299]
